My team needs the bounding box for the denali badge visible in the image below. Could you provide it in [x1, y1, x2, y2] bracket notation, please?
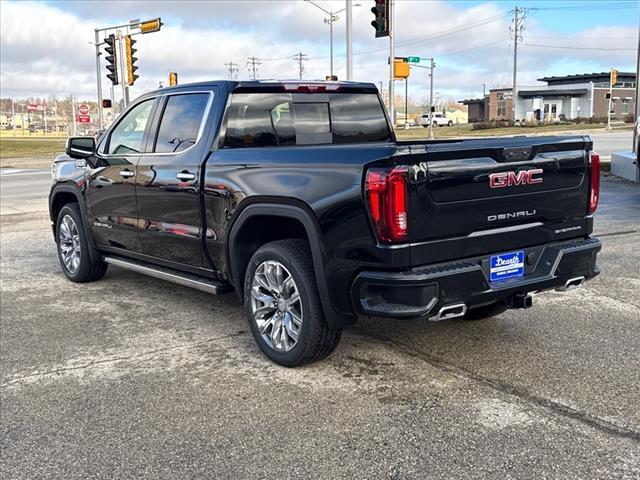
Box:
[489, 168, 543, 189]
[488, 210, 536, 222]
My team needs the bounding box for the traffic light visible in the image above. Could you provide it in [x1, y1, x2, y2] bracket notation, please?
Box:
[610, 68, 618, 86]
[169, 72, 178, 86]
[393, 60, 409, 79]
[371, 0, 390, 38]
[104, 34, 118, 85]
[140, 18, 162, 34]
[124, 35, 139, 85]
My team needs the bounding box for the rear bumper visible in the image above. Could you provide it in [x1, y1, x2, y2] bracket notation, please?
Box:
[351, 237, 601, 319]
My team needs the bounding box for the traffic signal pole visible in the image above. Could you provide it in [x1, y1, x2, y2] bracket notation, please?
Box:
[94, 29, 104, 130]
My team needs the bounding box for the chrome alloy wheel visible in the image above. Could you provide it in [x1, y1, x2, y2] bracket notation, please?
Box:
[250, 260, 303, 352]
[59, 215, 81, 274]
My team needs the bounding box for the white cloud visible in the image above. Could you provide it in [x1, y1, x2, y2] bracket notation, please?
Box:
[0, 0, 635, 102]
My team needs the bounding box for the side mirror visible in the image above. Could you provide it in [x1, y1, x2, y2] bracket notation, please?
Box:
[66, 136, 96, 160]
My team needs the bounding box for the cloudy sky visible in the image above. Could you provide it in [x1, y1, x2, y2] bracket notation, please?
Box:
[0, 0, 637, 103]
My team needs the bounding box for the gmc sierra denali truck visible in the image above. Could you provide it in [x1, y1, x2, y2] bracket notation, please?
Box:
[50, 80, 602, 366]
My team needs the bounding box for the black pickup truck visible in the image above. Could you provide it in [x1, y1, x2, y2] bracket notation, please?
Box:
[50, 80, 601, 366]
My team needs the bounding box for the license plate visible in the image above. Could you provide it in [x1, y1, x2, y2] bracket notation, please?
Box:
[490, 251, 524, 282]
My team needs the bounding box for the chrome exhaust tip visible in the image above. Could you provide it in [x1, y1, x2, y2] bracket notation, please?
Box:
[556, 276, 586, 292]
[429, 303, 467, 322]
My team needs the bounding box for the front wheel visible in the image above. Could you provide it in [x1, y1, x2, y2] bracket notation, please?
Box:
[244, 239, 341, 367]
[447, 121, 454, 127]
[56, 203, 108, 282]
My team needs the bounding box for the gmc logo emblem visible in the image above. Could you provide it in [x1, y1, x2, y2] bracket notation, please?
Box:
[489, 169, 543, 189]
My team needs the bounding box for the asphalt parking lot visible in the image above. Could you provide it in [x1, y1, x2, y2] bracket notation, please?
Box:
[1, 172, 639, 478]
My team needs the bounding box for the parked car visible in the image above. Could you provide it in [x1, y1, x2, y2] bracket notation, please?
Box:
[421, 112, 453, 127]
[49, 80, 602, 366]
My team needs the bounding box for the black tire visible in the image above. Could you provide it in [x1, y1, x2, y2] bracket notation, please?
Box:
[464, 302, 507, 321]
[244, 239, 342, 367]
[56, 203, 108, 283]
[447, 121, 453, 127]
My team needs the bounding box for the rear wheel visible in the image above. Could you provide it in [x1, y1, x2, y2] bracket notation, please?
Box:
[244, 239, 341, 367]
[464, 302, 507, 321]
[447, 121, 454, 127]
[56, 203, 107, 282]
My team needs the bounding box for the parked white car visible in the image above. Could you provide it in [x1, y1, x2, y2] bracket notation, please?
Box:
[421, 112, 454, 127]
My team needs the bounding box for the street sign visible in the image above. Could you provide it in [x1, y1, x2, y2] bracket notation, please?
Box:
[77, 114, 91, 123]
[78, 104, 90, 115]
[27, 104, 44, 112]
[406, 56, 420, 63]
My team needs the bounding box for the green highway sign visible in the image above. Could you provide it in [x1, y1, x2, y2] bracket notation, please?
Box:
[407, 56, 420, 63]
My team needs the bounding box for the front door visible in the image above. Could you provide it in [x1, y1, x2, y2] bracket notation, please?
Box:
[86, 98, 157, 252]
[135, 90, 214, 268]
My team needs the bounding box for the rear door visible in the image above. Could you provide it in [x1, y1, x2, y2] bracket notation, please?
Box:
[135, 89, 215, 267]
[86, 97, 157, 251]
[406, 136, 590, 243]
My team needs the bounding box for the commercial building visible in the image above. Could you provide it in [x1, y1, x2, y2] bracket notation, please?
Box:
[461, 72, 636, 122]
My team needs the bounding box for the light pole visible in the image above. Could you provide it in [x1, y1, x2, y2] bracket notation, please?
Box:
[305, 1, 360, 78]
[1, 70, 24, 137]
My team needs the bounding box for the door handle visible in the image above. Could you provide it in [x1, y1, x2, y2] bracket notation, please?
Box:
[119, 170, 134, 178]
[176, 172, 196, 181]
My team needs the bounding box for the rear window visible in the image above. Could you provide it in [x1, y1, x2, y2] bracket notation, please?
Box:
[223, 92, 391, 148]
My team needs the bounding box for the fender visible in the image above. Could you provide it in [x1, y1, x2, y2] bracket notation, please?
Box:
[49, 184, 101, 264]
[227, 202, 353, 328]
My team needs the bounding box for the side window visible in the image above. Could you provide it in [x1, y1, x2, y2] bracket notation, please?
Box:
[107, 99, 154, 154]
[154, 93, 210, 153]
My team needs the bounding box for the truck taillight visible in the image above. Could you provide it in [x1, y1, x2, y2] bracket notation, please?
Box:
[365, 166, 408, 243]
[588, 152, 600, 214]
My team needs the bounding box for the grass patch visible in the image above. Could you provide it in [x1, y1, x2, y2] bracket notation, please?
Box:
[0, 138, 66, 160]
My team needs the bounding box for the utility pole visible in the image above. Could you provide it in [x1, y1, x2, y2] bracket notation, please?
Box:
[389, 0, 395, 126]
[94, 29, 104, 130]
[429, 58, 435, 139]
[71, 95, 77, 136]
[634, 6, 640, 153]
[293, 52, 308, 80]
[247, 56, 261, 79]
[224, 61, 239, 79]
[346, 0, 353, 80]
[510, 6, 525, 122]
[117, 30, 129, 106]
[0, 70, 22, 137]
[607, 68, 614, 130]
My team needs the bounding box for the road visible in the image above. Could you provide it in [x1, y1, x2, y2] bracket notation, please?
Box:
[1, 158, 639, 478]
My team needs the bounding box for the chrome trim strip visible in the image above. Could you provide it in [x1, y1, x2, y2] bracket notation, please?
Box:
[468, 222, 543, 238]
[98, 90, 215, 159]
[104, 256, 224, 294]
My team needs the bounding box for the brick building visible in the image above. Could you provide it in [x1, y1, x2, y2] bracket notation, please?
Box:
[462, 72, 636, 122]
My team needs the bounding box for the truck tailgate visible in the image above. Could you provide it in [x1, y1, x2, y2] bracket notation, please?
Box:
[406, 136, 591, 244]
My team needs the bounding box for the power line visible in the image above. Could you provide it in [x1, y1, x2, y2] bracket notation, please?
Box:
[246, 56, 261, 79]
[521, 42, 635, 51]
[292, 51, 308, 80]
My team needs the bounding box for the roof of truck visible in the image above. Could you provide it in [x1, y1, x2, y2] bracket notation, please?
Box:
[149, 79, 379, 95]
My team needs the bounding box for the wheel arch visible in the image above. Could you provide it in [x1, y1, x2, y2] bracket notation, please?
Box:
[49, 184, 100, 263]
[227, 201, 350, 328]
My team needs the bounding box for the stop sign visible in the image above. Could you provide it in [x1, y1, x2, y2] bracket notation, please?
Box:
[78, 104, 89, 115]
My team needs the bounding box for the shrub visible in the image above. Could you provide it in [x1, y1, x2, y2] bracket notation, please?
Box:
[624, 113, 635, 124]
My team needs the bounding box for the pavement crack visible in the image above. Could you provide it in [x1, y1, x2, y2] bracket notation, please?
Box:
[1, 332, 242, 388]
[355, 329, 640, 442]
[597, 229, 640, 238]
